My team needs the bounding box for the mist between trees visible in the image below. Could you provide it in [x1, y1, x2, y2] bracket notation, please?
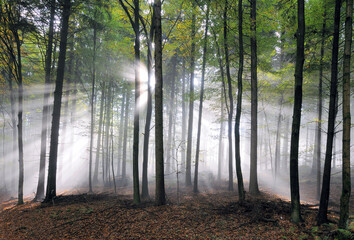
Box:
[0, 0, 352, 230]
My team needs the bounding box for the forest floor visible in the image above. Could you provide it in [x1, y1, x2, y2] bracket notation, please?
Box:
[0, 178, 353, 239]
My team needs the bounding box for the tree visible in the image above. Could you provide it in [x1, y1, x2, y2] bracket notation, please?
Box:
[317, 0, 341, 225]
[224, 0, 234, 192]
[249, 0, 259, 195]
[154, 0, 166, 206]
[289, 0, 305, 224]
[339, 0, 352, 229]
[185, 3, 196, 187]
[193, 2, 210, 193]
[44, 0, 71, 202]
[118, 0, 141, 204]
[235, 0, 245, 202]
[34, 0, 56, 201]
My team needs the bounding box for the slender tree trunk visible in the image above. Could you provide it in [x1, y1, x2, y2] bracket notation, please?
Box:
[339, 0, 352, 229]
[186, 3, 196, 187]
[289, 0, 305, 223]
[218, 89, 225, 181]
[34, 0, 55, 201]
[132, 0, 141, 204]
[181, 58, 187, 172]
[224, 0, 234, 192]
[122, 89, 130, 180]
[88, 25, 97, 193]
[167, 54, 177, 175]
[44, 0, 71, 202]
[93, 83, 105, 184]
[105, 80, 112, 185]
[8, 61, 17, 194]
[282, 117, 290, 171]
[141, 18, 154, 199]
[193, 4, 209, 193]
[249, 0, 259, 195]
[117, 88, 126, 177]
[154, 0, 166, 206]
[314, 5, 326, 199]
[235, 0, 245, 202]
[317, 0, 341, 225]
[14, 33, 24, 205]
[274, 97, 283, 181]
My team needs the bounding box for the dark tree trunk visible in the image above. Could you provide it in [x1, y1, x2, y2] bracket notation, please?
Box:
[317, 0, 341, 225]
[141, 12, 155, 199]
[235, 0, 245, 202]
[224, 0, 234, 192]
[289, 0, 305, 223]
[339, 0, 352, 229]
[35, 0, 55, 201]
[44, 0, 71, 202]
[154, 0, 166, 206]
[14, 32, 24, 205]
[132, 0, 141, 204]
[249, 0, 259, 195]
[193, 3, 209, 193]
[185, 4, 196, 187]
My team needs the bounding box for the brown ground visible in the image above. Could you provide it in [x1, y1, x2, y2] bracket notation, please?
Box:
[0, 181, 353, 240]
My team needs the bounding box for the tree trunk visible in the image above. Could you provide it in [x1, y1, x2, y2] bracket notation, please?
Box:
[317, 0, 341, 225]
[181, 58, 187, 172]
[132, 0, 141, 204]
[218, 89, 225, 181]
[167, 54, 177, 175]
[141, 14, 155, 199]
[289, 0, 305, 223]
[274, 97, 283, 181]
[224, 0, 234, 192]
[14, 32, 24, 205]
[154, 0, 166, 206]
[93, 83, 105, 184]
[249, 0, 259, 195]
[117, 88, 126, 178]
[193, 3, 209, 193]
[44, 0, 71, 202]
[185, 3, 196, 187]
[235, 0, 245, 202]
[34, 0, 55, 201]
[122, 89, 130, 180]
[313, 5, 326, 199]
[339, 0, 352, 229]
[105, 80, 113, 185]
[88, 26, 97, 193]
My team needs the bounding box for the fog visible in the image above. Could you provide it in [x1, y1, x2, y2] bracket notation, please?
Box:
[1, 63, 353, 204]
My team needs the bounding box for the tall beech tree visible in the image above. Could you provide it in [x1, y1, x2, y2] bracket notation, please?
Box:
[317, 0, 341, 225]
[223, 0, 234, 192]
[154, 0, 166, 206]
[339, 0, 352, 229]
[185, 3, 196, 187]
[249, 0, 259, 195]
[235, 0, 245, 202]
[289, 0, 305, 223]
[193, 2, 209, 193]
[44, 0, 71, 202]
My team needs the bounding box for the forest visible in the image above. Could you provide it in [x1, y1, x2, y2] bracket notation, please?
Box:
[0, 0, 353, 239]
